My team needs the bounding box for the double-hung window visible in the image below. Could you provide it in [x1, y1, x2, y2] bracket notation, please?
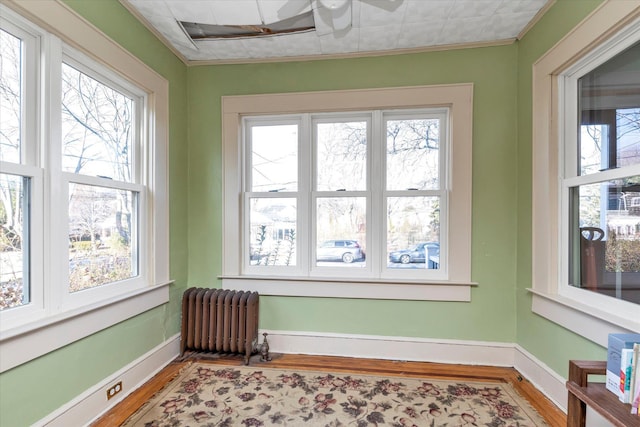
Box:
[531, 2, 640, 343]
[0, 2, 169, 372]
[244, 110, 447, 280]
[0, 17, 41, 318]
[564, 41, 640, 307]
[222, 85, 473, 301]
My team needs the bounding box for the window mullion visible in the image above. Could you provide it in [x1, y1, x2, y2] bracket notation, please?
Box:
[44, 34, 67, 313]
[562, 75, 579, 179]
[299, 114, 311, 274]
[371, 110, 383, 276]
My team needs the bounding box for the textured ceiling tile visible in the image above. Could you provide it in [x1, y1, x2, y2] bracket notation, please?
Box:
[195, 39, 251, 60]
[396, 20, 444, 50]
[403, 0, 454, 23]
[437, 16, 489, 45]
[483, 11, 535, 39]
[139, 13, 198, 53]
[123, 0, 549, 62]
[164, 1, 217, 24]
[184, 44, 221, 61]
[208, 0, 262, 25]
[447, 0, 502, 19]
[496, 0, 549, 14]
[128, 0, 173, 19]
[358, 24, 401, 52]
[357, 0, 408, 27]
[318, 28, 360, 54]
[241, 36, 283, 58]
[278, 31, 322, 56]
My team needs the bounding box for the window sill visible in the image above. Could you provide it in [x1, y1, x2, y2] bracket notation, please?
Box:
[220, 276, 476, 301]
[0, 282, 171, 373]
[528, 288, 640, 347]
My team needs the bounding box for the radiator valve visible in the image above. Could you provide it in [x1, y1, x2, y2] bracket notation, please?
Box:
[260, 332, 272, 362]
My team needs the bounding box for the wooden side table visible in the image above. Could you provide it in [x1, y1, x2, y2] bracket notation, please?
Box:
[566, 360, 639, 427]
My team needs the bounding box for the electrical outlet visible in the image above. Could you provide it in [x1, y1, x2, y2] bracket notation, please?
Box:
[106, 381, 122, 400]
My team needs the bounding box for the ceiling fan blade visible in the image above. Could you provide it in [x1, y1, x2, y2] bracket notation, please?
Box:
[319, 0, 350, 9]
[329, 2, 351, 31]
[352, 0, 403, 29]
[314, 0, 352, 35]
[360, 0, 404, 12]
[275, 0, 313, 21]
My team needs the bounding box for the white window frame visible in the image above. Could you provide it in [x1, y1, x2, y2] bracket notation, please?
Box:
[309, 112, 372, 279]
[243, 115, 307, 277]
[530, 1, 640, 346]
[0, 0, 170, 373]
[380, 109, 450, 282]
[222, 84, 474, 301]
[0, 12, 43, 325]
[244, 109, 449, 281]
[56, 46, 149, 309]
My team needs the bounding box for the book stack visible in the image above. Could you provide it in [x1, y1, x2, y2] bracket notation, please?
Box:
[606, 333, 640, 415]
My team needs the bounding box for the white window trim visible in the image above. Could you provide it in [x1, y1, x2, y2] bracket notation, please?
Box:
[222, 84, 474, 301]
[56, 45, 150, 310]
[530, 1, 640, 346]
[243, 109, 450, 282]
[0, 0, 170, 372]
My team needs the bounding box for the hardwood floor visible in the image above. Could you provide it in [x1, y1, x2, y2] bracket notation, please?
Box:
[92, 353, 566, 426]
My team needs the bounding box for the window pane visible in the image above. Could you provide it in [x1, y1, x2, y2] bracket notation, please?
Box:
[579, 124, 610, 176]
[316, 197, 366, 266]
[579, 111, 640, 175]
[61, 63, 134, 181]
[68, 183, 138, 292]
[0, 174, 29, 310]
[570, 177, 640, 304]
[617, 109, 640, 167]
[387, 197, 440, 269]
[251, 124, 297, 192]
[316, 121, 366, 191]
[386, 118, 440, 190]
[578, 41, 640, 175]
[0, 29, 22, 164]
[249, 198, 296, 266]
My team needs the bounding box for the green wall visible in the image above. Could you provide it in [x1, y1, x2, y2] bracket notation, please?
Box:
[515, 0, 608, 377]
[187, 46, 520, 341]
[0, 1, 189, 426]
[0, 0, 622, 425]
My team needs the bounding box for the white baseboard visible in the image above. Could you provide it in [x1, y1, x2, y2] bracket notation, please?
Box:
[262, 330, 571, 413]
[36, 333, 180, 427]
[38, 331, 582, 426]
[261, 329, 516, 366]
[513, 344, 568, 410]
[513, 345, 613, 427]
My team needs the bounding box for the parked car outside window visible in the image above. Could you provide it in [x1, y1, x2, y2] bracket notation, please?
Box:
[389, 242, 439, 264]
[317, 240, 365, 263]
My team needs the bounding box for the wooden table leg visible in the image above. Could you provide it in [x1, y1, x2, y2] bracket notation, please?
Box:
[568, 360, 588, 427]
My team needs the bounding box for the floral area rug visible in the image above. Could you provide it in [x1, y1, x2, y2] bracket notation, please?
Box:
[122, 362, 549, 426]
